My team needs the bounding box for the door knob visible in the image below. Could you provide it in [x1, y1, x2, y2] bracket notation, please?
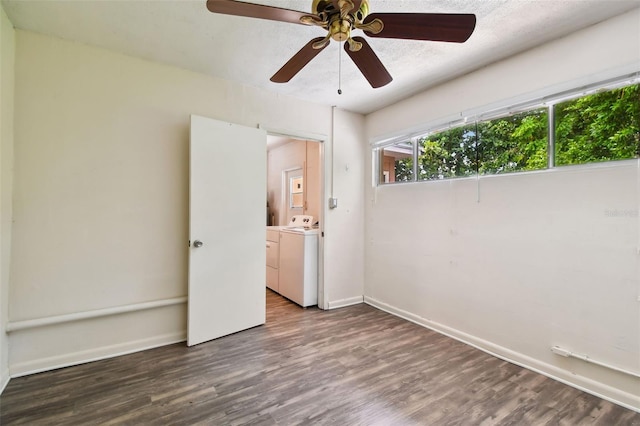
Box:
[193, 240, 204, 248]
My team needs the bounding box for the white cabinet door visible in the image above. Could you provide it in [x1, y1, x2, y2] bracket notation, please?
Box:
[266, 237, 279, 292]
[188, 115, 266, 346]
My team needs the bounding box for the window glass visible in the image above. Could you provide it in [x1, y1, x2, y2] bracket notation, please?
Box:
[417, 124, 478, 181]
[380, 141, 413, 183]
[555, 84, 639, 165]
[376, 80, 638, 186]
[477, 108, 548, 174]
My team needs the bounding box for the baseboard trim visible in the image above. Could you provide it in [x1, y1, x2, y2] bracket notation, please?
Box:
[0, 368, 9, 395]
[10, 331, 186, 378]
[364, 296, 640, 413]
[327, 296, 364, 310]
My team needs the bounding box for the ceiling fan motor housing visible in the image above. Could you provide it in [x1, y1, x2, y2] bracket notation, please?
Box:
[312, 0, 370, 42]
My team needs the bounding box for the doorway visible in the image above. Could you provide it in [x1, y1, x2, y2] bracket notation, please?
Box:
[266, 133, 326, 309]
[267, 138, 322, 227]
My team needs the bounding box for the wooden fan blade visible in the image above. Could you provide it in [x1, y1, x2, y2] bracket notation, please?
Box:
[344, 37, 392, 88]
[363, 13, 476, 42]
[271, 38, 329, 83]
[206, 0, 312, 25]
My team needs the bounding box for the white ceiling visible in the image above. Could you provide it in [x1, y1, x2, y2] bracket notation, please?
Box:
[2, 0, 639, 114]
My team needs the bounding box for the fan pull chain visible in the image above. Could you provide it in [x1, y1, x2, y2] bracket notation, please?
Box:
[338, 42, 343, 95]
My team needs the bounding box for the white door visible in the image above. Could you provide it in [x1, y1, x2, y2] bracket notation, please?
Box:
[188, 115, 266, 346]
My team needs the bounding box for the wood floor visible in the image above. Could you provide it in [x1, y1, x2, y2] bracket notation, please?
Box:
[1, 290, 639, 425]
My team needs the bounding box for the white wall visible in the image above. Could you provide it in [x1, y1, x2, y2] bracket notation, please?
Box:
[8, 30, 365, 376]
[323, 109, 366, 309]
[0, 4, 15, 392]
[364, 9, 640, 411]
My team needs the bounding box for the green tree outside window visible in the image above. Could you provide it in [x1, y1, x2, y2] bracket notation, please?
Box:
[380, 82, 639, 185]
[555, 84, 639, 165]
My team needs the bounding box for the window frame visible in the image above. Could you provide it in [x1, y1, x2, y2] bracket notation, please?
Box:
[373, 73, 640, 187]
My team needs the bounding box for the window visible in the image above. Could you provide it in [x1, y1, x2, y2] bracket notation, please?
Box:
[379, 141, 413, 184]
[478, 108, 548, 174]
[417, 124, 477, 181]
[375, 78, 639, 186]
[416, 109, 547, 181]
[555, 84, 639, 166]
[289, 176, 303, 208]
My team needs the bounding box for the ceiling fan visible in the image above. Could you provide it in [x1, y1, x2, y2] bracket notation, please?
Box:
[206, 0, 476, 88]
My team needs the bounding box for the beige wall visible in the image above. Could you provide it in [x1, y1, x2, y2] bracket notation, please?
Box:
[268, 140, 304, 226]
[381, 155, 395, 183]
[364, 9, 640, 410]
[0, 4, 14, 392]
[304, 141, 321, 226]
[8, 30, 365, 375]
[267, 140, 321, 226]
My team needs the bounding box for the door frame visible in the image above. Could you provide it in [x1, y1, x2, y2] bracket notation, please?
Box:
[262, 126, 328, 310]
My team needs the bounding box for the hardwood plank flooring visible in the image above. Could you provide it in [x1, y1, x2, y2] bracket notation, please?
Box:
[1, 290, 639, 425]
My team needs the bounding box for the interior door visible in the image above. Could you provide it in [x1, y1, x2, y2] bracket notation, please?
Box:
[188, 115, 266, 346]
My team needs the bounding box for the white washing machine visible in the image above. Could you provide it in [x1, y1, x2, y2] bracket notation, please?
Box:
[279, 226, 318, 307]
[266, 215, 316, 294]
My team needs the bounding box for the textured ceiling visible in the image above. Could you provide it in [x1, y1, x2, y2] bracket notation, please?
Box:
[2, 0, 639, 114]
